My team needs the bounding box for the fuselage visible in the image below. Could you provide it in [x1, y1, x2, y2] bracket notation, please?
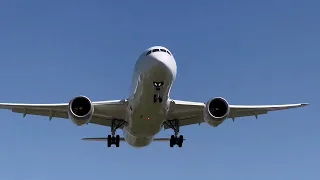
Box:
[122, 46, 177, 147]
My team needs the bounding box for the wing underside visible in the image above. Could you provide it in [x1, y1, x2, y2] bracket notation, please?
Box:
[0, 100, 127, 127]
[165, 99, 308, 129]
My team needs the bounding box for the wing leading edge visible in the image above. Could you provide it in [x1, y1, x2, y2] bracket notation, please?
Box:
[165, 99, 308, 128]
[0, 100, 127, 127]
[228, 103, 308, 119]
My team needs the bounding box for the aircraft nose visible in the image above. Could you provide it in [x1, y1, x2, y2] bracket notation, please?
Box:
[148, 53, 177, 79]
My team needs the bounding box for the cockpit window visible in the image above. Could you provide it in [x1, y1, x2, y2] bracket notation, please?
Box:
[152, 49, 160, 52]
[146, 48, 172, 56]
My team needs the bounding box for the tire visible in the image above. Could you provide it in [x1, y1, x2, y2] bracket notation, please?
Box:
[178, 135, 183, 147]
[116, 135, 120, 147]
[107, 135, 112, 147]
[170, 135, 175, 147]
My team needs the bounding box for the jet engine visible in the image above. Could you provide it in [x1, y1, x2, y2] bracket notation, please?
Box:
[68, 96, 94, 126]
[203, 97, 230, 127]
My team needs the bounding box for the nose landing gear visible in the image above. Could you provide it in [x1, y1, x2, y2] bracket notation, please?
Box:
[153, 81, 164, 103]
[153, 95, 163, 103]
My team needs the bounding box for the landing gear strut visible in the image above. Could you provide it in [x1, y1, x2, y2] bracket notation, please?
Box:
[107, 119, 125, 147]
[164, 119, 184, 147]
[153, 81, 163, 103]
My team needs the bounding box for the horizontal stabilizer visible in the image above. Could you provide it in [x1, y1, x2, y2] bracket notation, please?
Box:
[81, 137, 185, 142]
[82, 137, 126, 141]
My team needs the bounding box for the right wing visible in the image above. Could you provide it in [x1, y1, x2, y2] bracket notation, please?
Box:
[227, 103, 309, 119]
[0, 100, 127, 127]
[165, 99, 308, 129]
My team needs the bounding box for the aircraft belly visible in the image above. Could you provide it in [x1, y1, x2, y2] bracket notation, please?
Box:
[128, 104, 164, 137]
[125, 56, 174, 146]
[123, 130, 153, 148]
[128, 74, 170, 136]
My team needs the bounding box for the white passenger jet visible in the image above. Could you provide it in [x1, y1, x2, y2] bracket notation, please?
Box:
[0, 46, 308, 148]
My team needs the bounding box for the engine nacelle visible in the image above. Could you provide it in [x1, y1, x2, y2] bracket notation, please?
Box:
[68, 96, 94, 126]
[203, 97, 230, 127]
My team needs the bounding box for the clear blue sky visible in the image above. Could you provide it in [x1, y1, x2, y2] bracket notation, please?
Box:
[0, 0, 318, 179]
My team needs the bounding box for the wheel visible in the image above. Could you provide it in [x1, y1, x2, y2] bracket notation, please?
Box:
[179, 135, 183, 142]
[158, 97, 163, 103]
[170, 139, 174, 147]
[115, 135, 120, 147]
[170, 135, 175, 147]
[177, 135, 183, 147]
[107, 135, 112, 147]
[153, 95, 157, 102]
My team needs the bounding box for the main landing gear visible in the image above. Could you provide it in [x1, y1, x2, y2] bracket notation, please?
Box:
[107, 119, 126, 147]
[164, 119, 184, 148]
[153, 81, 163, 103]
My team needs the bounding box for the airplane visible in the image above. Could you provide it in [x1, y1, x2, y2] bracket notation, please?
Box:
[0, 46, 308, 148]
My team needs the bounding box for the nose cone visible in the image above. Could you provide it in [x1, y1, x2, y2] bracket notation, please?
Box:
[149, 52, 177, 79]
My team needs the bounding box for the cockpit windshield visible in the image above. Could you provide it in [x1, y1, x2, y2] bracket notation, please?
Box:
[152, 49, 160, 52]
[146, 48, 171, 56]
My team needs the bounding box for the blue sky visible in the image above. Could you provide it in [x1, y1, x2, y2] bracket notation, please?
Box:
[0, 0, 319, 179]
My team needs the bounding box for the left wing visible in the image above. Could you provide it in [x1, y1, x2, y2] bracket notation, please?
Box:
[0, 100, 127, 127]
[165, 99, 308, 129]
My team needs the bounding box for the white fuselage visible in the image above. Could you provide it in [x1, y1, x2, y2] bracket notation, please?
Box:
[122, 46, 177, 147]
